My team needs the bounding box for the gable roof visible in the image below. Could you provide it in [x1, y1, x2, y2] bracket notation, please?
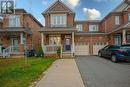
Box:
[27, 13, 43, 27]
[101, 0, 130, 22]
[15, 9, 43, 27]
[42, 0, 74, 15]
[112, 0, 130, 12]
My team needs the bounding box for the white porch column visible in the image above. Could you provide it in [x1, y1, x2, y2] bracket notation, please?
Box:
[20, 33, 24, 44]
[72, 32, 75, 57]
[41, 32, 44, 52]
[0, 46, 2, 54]
[122, 29, 126, 44]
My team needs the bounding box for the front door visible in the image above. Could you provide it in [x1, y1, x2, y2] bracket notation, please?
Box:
[11, 38, 19, 52]
[12, 38, 19, 46]
[65, 38, 71, 51]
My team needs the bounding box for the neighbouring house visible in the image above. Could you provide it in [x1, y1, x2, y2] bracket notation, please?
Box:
[40, 0, 130, 58]
[0, 9, 43, 57]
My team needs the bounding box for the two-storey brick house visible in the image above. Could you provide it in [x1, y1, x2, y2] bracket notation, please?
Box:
[0, 9, 43, 57]
[40, 0, 130, 57]
[40, 0, 76, 58]
[105, 0, 130, 45]
[40, 0, 107, 57]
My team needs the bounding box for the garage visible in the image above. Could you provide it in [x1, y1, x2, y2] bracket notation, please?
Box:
[93, 42, 107, 55]
[75, 42, 89, 56]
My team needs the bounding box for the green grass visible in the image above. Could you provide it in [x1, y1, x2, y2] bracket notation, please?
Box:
[0, 58, 56, 87]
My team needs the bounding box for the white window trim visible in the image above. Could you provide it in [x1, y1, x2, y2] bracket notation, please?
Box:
[128, 13, 130, 21]
[115, 16, 120, 25]
[51, 14, 67, 27]
[89, 24, 99, 32]
[76, 24, 83, 32]
[9, 15, 21, 27]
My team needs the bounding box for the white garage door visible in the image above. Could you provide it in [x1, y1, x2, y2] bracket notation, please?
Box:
[93, 42, 107, 55]
[75, 42, 89, 56]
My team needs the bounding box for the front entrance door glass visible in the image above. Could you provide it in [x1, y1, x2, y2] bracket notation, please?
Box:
[65, 38, 71, 51]
[11, 38, 19, 52]
[12, 38, 19, 46]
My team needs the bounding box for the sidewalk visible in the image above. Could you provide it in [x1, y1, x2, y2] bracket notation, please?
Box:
[36, 59, 85, 87]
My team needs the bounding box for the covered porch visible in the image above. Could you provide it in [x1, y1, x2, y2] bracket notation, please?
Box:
[40, 29, 76, 58]
[0, 28, 33, 57]
[108, 22, 130, 45]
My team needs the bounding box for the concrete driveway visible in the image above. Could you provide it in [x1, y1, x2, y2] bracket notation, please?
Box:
[75, 56, 130, 87]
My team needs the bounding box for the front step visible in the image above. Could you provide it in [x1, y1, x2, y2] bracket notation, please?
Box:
[62, 53, 74, 59]
[0, 54, 3, 58]
[44, 53, 74, 59]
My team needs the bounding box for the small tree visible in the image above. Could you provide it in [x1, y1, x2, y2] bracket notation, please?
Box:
[57, 47, 61, 58]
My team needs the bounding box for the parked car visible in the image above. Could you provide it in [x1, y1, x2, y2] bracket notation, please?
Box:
[98, 45, 130, 63]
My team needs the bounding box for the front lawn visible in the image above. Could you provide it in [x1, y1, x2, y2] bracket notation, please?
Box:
[0, 57, 56, 87]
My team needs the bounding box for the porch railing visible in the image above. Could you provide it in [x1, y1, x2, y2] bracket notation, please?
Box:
[44, 45, 62, 58]
[3, 46, 19, 57]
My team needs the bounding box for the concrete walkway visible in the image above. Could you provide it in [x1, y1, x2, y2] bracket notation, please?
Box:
[36, 59, 85, 87]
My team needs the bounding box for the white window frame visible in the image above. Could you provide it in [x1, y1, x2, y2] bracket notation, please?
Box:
[76, 24, 83, 32]
[49, 35, 61, 45]
[89, 24, 99, 32]
[128, 13, 130, 21]
[51, 14, 67, 27]
[115, 34, 121, 45]
[115, 16, 120, 25]
[9, 15, 20, 27]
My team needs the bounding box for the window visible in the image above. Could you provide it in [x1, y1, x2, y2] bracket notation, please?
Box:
[128, 13, 130, 21]
[115, 34, 121, 45]
[76, 24, 83, 32]
[49, 35, 61, 45]
[127, 34, 130, 43]
[115, 16, 120, 25]
[9, 15, 20, 27]
[51, 14, 66, 27]
[89, 24, 99, 32]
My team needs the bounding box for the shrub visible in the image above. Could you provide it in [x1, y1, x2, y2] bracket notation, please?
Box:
[57, 47, 61, 58]
[36, 45, 44, 57]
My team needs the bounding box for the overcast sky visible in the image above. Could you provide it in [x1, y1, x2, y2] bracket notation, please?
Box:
[15, 0, 123, 25]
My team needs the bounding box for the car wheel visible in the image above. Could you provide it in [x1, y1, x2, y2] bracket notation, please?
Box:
[111, 55, 118, 63]
[98, 52, 102, 57]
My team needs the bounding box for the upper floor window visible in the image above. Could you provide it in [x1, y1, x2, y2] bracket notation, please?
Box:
[9, 15, 20, 27]
[89, 24, 99, 32]
[128, 13, 130, 21]
[76, 24, 83, 32]
[51, 14, 66, 27]
[115, 16, 120, 25]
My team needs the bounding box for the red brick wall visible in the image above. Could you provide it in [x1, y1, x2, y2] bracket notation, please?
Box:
[100, 13, 123, 33]
[23, 14, 41, 49]
[67, 14, 74, 27]
[75, 35, 107, 42]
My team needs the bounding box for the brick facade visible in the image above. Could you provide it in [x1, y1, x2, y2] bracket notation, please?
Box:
[40, 0, 130, 56]
[0, 9, 43, 57]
